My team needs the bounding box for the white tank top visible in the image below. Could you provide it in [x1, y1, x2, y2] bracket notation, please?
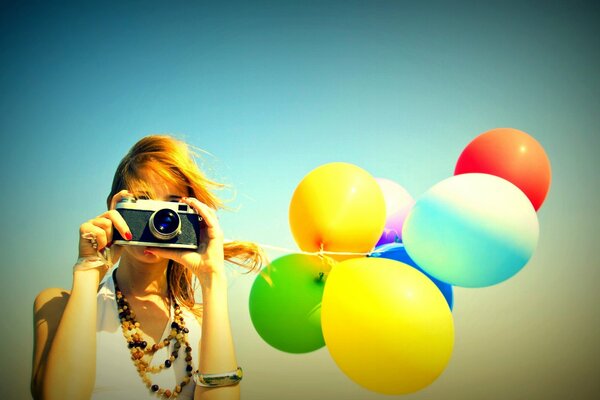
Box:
[92, 270, 201, 400]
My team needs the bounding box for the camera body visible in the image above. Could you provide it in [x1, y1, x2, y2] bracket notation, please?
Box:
[113, 198, 203, 249]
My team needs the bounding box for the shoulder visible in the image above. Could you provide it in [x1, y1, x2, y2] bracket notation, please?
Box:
[34, 287, 70, 315]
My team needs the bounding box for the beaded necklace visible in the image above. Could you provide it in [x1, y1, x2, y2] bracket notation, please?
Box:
[113, 269, 194, 399]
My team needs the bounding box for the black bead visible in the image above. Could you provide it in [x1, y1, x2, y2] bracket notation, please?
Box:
[140, 341, 147, 349]
[165, 359, 172, 368]
[171, 322, 179, 330]
[151, 384, 159, 392]
[186, 365, 193, 372]
[128, 342, 134, 349]
[183, 327, 189, 334]
[172, 351, 179, 359]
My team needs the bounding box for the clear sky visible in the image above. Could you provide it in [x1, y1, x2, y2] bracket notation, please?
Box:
[1, 1, 598, 399]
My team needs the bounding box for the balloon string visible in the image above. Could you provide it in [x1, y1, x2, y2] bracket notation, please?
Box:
[223, 239, 405, 281]
[249, 242, 372, 256]
[225, 238, 402, 257]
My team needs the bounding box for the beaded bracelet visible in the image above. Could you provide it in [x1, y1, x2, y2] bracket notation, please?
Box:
[193, 367, 243, 387]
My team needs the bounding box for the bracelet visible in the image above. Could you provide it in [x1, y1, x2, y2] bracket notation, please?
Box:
[193, 367, 243, 387]
[73, 256, 110, 272]
[73, 247, 113, 273]
[74, 232, 113, 273]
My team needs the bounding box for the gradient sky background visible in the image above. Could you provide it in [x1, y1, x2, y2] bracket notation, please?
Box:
[1, 1, 598, 399]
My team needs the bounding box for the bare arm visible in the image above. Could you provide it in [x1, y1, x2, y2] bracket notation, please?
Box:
[31, 287, 69, 398]
[32, 191, 131, 399]
[193, 275, 240, 400]
[32, 270, 102, 400]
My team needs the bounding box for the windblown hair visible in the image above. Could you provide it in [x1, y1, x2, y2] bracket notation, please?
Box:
[107, 134, 265, 311]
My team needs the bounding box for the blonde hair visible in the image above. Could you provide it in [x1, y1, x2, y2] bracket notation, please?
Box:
[107, 134, 265, 311]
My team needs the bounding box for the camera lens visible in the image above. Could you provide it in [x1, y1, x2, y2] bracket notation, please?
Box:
[149, 209, 182, 240]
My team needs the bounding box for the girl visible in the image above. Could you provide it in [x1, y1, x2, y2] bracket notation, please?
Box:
[32, 135, 263, 399]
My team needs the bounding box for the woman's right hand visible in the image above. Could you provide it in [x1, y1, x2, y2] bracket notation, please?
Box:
[77, 190, 133, 275]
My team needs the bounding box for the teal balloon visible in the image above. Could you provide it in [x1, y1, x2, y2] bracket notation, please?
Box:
[402, 173, 539, 288]
[249, 254, 330, 353]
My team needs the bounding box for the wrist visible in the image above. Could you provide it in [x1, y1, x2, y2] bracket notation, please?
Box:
[72, 252, 112, 285]
[201, 275, 228, 295]
[197, 264, 227, 285]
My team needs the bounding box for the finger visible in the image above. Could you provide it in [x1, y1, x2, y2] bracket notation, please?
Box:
[109, 189, 133, 210]
[92, 216, 112, 231]
[90, 216, 116, 249]
[182, 198, 223, 242]
[181, 197, 219, 230]
[79, 223, 109, 254]
[99, 210, 132, 242]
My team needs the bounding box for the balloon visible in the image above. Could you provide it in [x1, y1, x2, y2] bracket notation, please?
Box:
[289, 162, 386, 260]
[374, 178, 415, 245]
[403, 173, 539, 288]
[370, 243, 453, 310]
[249, 254, 330, 353]
[455, 128, 551, 210]
[321, 257, 454, 395]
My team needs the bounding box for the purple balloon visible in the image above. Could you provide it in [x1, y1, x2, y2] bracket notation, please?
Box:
[375, 178, 415, 246]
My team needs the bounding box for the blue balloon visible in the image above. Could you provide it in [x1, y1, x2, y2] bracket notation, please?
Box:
[370, 243, 454, 310]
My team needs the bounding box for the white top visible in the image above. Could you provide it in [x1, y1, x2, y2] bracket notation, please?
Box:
[92, 270, 201, 400]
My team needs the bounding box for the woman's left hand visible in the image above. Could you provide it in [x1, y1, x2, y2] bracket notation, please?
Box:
[144, 197, 226, 289]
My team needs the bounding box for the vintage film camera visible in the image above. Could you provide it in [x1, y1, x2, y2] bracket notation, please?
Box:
[113, 197, 204, 249]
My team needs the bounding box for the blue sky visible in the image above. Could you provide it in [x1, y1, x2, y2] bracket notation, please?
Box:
[1, 1, 598, 399]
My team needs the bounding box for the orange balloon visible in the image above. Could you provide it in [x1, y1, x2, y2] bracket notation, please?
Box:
[455, 128, 551, 210]
[289, 163, 386, 260]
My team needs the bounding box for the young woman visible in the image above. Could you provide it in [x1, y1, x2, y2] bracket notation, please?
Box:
[32, 135, 264, 399]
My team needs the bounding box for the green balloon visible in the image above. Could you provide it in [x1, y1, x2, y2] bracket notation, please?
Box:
[249, 253, 330, 353]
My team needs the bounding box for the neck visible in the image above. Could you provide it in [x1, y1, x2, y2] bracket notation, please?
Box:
[115, 254, 170, 298]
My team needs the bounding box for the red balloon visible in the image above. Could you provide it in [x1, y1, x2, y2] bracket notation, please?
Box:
[455, 128, 551, 210]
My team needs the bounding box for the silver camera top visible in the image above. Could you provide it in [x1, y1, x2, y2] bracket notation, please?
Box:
[116, 198, 197, 215]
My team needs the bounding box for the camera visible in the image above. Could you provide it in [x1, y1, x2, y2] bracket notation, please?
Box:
[113, 197, 204, 249]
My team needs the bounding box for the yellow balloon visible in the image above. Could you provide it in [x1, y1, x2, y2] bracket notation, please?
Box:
[321, 257, 454, 394]
[289, 162, 386, 260]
